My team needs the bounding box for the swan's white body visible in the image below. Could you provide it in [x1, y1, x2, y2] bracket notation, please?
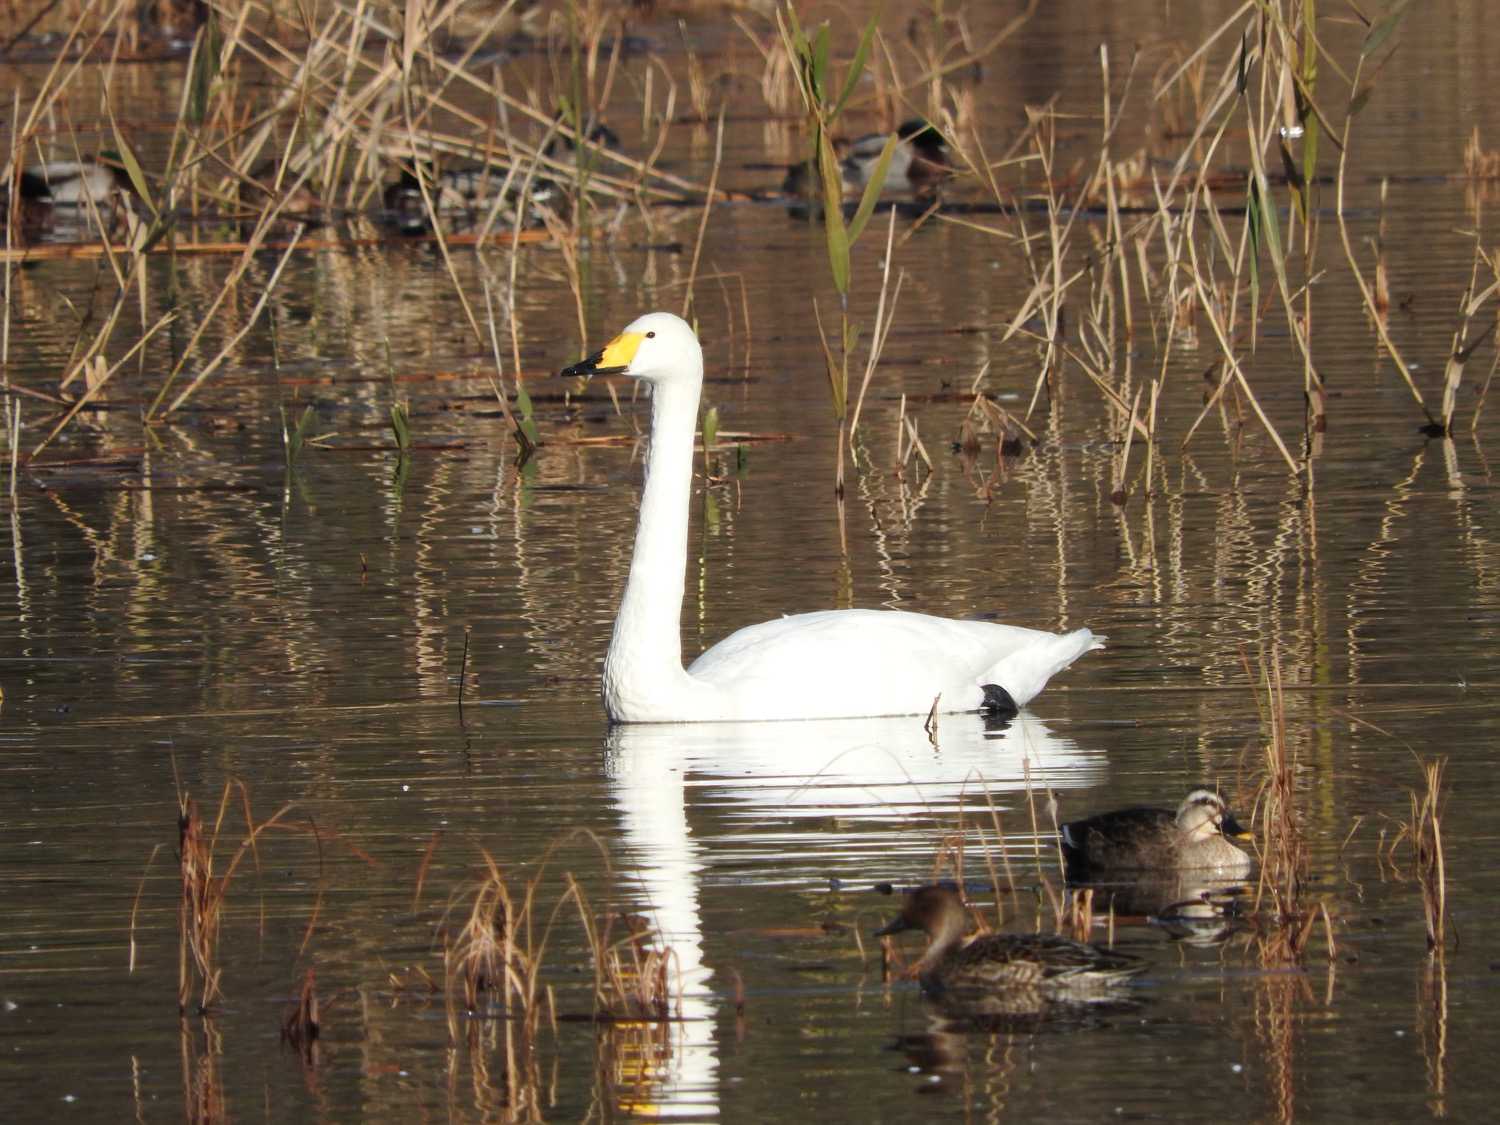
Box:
[566, 312, 1101, 724]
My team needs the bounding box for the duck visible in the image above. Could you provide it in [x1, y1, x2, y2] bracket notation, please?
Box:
[560, 312, 1102, 723]
[381, 161, 561, 234]
[2, 167, 53, 233]
[782, 118, 950, 199]
[20, 155, 134, 207]
[1060, 789, 1255, 876]
[542, 118, 621, 167]
[876, 885, 1143, 1000]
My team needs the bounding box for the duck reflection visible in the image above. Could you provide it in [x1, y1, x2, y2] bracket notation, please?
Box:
[604, 712, 1105, 1116]
[1060, 872, 1253, 945]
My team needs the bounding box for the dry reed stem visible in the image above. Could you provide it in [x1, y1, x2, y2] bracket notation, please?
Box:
[1408, 756, 1449, 951]
[847, 207, 906, 442]
[129, 843, 167, 974]
[845, 0, 1038, 114]
[1333, 57, 1434, 427]
[680, 106, 726, 321]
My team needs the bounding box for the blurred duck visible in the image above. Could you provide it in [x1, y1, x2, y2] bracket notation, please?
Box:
[876, 885, 1143, 1001]
[542, 118, 621, 167]
[783, 118, 950, 199]
[381, 162, 561, 235]
[3, 155, 137, 240]
[245, 159, 327, 224]
[1060, 789, 1254, 876]
[12, 154, 133, 208]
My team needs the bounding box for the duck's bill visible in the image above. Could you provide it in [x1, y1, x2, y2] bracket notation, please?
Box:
[560, 330, 645, 379]
[874, 917, 912, 938]
[1221, 814, 1253, 842]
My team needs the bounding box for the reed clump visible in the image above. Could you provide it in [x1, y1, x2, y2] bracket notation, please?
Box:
[1392, 755, 1450, 952]
[1247, 652, 1337, 966]
[441, 848, 540, 1035]
[175, 782, 291, 1014]
[435, 835, 684, 1037]
[577, 896, 681, 1021]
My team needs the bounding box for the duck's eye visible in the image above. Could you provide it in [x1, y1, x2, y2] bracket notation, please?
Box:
[646, 331, 656, 338]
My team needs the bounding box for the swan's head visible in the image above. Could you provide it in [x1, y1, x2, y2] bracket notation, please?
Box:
[560, 312, 702, 385]
[1176, 789, 1252, 844]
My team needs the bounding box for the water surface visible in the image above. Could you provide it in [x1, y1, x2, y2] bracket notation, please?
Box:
[3, 1, 1499, 1120]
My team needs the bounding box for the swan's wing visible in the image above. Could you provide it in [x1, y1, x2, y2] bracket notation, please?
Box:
[686, 609, 1083, 719]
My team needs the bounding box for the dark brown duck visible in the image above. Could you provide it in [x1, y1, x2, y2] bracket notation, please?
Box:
[1060, 789, 1254, 876]
[876, 885, 1143, 1000]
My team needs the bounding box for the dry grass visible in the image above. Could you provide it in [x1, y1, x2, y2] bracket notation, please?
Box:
[1406, 756, 1450, 951]
[175, 781, 291, 1014]
[2, 0, 723, 454]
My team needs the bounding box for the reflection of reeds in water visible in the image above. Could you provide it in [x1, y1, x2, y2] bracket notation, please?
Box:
[422, 838, 684, 1119]
[1418, 949, 1450, 1117]
[1252, 968, 1315, 1125]
[593, 1019, 675, 1119]
[4, 0, 716, 446]
[179, 1015, 226, 1124]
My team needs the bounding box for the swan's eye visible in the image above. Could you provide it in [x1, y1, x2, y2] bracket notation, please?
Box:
[646, 331, 656, 338]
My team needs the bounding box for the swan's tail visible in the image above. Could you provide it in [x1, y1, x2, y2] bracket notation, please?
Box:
[982, 628, 1103, 709]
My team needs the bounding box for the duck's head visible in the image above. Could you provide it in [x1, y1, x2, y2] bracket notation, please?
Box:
[561, 312, 702, 386]
[896, 119, 948, 158]
[1176, 789, 1252, 844]
[875, 883, 968, 941]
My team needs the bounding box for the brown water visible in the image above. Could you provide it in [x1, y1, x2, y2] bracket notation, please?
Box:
[4, 2, 1500, 1121]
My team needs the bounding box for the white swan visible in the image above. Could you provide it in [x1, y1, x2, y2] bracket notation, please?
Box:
[562, 312, 1102, 723]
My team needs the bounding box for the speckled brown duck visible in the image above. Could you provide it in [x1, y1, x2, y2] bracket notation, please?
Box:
[876, 885, 1143, 1002]
[1060, 789, 1254, 877]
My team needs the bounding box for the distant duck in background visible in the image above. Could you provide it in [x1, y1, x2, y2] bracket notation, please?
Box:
[542, 117, 622, 167]
[1060, 789, 1255, 877]
[3, 154, 138, 240]
[876, 885, 1143, 1001]
[18, 154, 134, 208]
[783, 118, 950, 199]
[381, 161, 562, 235]
[245, 159, 328, 220]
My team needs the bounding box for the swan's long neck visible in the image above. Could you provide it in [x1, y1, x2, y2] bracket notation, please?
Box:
[603, 368, 705, 720]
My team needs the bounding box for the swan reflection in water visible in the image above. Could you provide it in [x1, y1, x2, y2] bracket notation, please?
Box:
[601, 712, 1105, 1115]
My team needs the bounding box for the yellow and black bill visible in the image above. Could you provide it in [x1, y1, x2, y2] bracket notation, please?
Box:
[560, 331, 645, 379]
[1221, 811, 1253, 842]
